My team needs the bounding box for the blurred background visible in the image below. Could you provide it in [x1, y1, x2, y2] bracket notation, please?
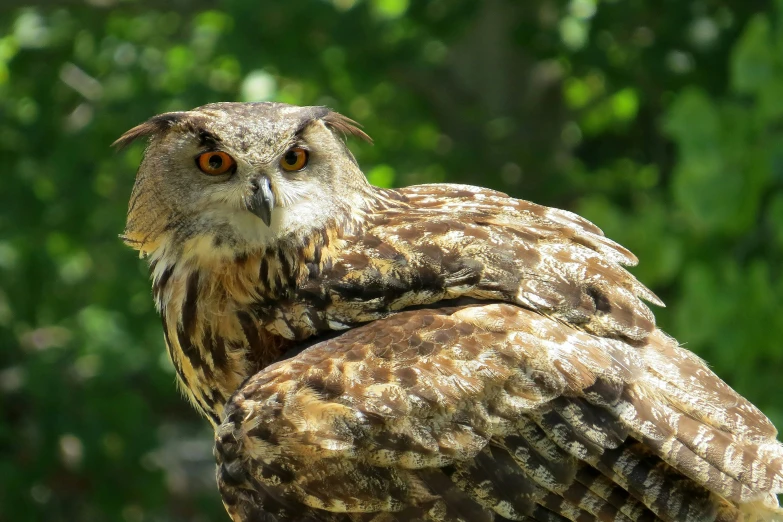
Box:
[1, 0, 782, 520]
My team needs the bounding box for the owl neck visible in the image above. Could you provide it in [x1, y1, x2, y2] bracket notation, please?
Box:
[147, 187, 405, 425]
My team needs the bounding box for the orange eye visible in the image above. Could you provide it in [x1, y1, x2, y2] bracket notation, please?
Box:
[196, 151, 236, 175]
[280, 147, 309, 172]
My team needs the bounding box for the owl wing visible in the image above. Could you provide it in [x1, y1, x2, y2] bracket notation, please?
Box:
[215, 302, 783, 522]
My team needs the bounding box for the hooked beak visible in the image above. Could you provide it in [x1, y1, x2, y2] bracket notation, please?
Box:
[246, 175, 275, 226]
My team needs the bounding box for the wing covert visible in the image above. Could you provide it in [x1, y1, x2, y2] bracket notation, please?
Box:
[256, 184, 663, 347]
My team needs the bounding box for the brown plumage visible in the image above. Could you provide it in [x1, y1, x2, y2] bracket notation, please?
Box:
[117, 102, 783, 522]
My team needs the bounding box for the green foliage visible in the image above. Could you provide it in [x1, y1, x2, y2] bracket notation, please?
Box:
[0, 1, 781, 520]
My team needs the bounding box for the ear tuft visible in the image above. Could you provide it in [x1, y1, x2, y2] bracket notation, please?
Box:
[112, 112, 188, 150]
[323, 111, 373, 144]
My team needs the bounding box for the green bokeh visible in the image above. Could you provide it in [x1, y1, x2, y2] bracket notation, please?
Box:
[1, 1, 781, 520]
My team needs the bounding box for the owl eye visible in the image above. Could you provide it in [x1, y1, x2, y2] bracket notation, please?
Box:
[280, 147, 309, 172]
[196, 151, 236, 175]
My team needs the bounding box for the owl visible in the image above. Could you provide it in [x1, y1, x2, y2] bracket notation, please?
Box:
[116, 102, 783, 522]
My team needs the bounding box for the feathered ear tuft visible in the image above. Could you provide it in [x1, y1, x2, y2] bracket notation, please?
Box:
[112, 112, 188, 150]
[323, 111, 373, 144]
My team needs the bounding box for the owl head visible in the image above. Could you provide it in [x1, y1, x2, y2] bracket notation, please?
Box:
[115, 102, 372, 261]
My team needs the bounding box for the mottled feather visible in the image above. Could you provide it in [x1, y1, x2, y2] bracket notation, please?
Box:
[216, 303, 783, 522]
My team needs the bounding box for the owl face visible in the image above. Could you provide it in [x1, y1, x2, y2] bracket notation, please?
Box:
[117, 102, 371, 259]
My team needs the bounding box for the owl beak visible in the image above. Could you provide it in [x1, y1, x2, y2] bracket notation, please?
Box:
[247, 175, 275, 227]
